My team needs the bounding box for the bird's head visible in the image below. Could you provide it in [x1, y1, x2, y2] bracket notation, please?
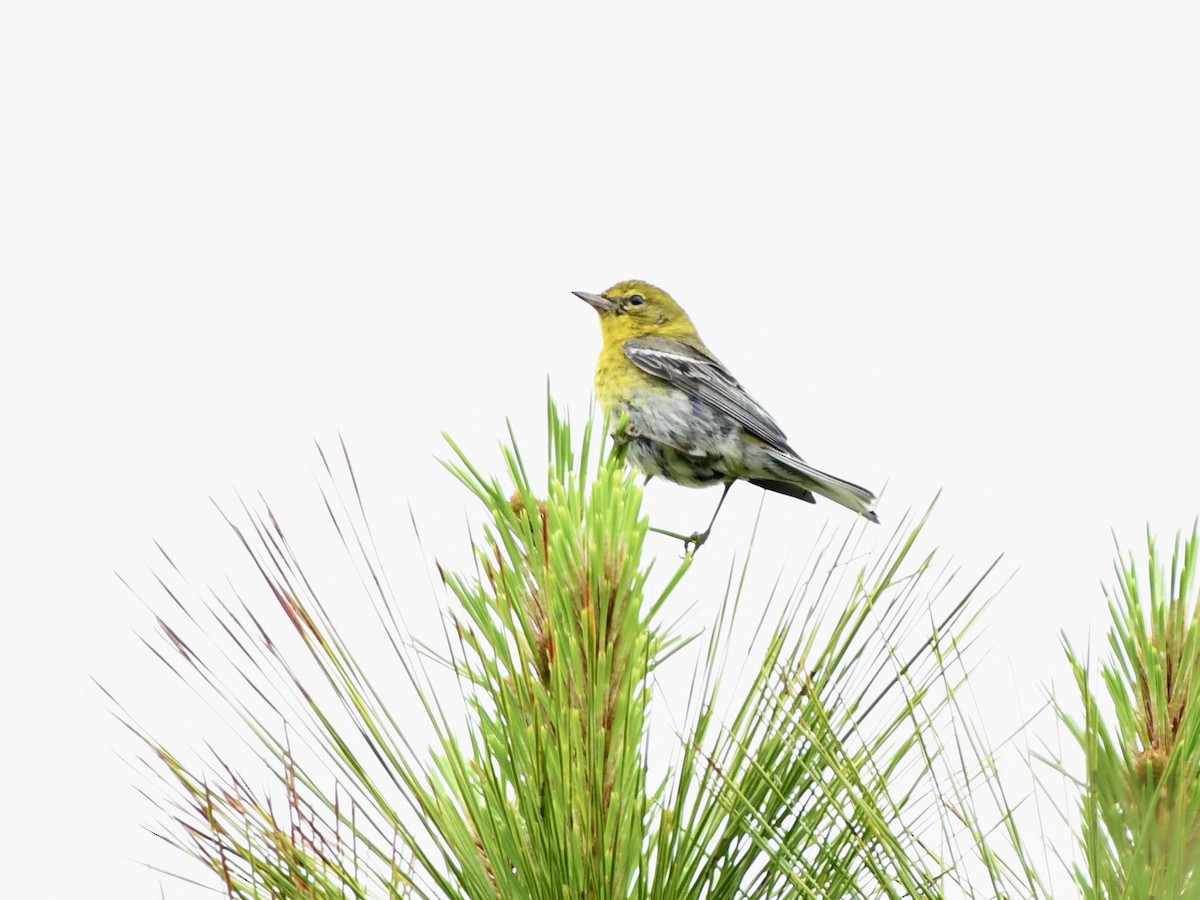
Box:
[573, 280, 698, 342]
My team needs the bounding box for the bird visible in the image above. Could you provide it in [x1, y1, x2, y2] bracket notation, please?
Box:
[573, 279, 878, 550]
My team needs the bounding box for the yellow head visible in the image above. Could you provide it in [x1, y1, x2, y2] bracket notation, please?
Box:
[572, 280, 699, 343]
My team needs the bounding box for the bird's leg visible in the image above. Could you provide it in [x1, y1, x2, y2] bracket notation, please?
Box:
[649, 483, 734, 554]
[683, 481, 734, 553]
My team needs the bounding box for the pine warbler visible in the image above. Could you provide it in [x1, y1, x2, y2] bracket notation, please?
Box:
[574, 280, 879, 549]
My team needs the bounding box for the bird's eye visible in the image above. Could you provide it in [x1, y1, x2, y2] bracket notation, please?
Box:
[628, 294, 645, 306]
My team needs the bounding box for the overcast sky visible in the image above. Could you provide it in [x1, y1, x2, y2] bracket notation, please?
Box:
[3, 2, 1199, 896]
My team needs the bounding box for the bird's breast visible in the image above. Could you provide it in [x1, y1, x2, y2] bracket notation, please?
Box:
[593, 343, 653, 411]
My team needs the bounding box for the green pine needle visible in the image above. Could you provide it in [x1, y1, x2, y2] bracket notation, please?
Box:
[112, 395, 1048, 898]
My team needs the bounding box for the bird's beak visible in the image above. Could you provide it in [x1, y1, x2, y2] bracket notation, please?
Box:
[573, 290, 616, 312]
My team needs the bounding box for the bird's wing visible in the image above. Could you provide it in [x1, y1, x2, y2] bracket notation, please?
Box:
[623, 335, 793, 451]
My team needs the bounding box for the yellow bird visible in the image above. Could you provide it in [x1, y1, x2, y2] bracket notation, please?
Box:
[574, 279, 878, 550]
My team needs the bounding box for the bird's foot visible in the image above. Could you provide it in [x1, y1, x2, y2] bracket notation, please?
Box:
[649, 524, 710, 556]
[610, 424, 643, 447]
[683, 529, 711, 554]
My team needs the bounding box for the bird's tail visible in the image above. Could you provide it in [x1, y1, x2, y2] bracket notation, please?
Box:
[760, 451, 880, 523]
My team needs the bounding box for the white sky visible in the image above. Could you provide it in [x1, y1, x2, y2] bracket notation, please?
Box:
[3, 2, 1199, 896]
